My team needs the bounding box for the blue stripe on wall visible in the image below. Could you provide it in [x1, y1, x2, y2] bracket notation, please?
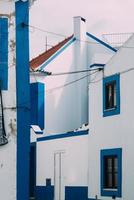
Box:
[0, 18, 8, 90]
[36, 186, 54, 200]
[65, 186, 88, 200]
[35, 186, 88, 200]
[40, 37, 76, 70]
[37, 130, 89, 142]
[15, 1, 30, 200]
[30, 82, 45, 130]
[86, 32, 117, 53]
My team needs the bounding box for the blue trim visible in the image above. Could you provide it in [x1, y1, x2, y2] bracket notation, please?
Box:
[103, 74, 120, 117]
[86, 32, 117, 53]
[30, 82, 45, 130]
[16, 1, 30, 200]
[100, 148, 122, 197]
[65, 186, 88, 200]
[34, 130, 43, 134]
[90, 63, 105, 68]
[36, 185, 88, 200]
[30, 142, 36, 198]
[37, 130, 89, 142]
[36, 186, 54, 200]
[0, 18, 8, 90]
[40, 37, 76, 70]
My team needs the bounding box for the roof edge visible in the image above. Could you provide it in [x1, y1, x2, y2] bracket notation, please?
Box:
[86, 32, 117, 53]
[39, 36, 76, 71]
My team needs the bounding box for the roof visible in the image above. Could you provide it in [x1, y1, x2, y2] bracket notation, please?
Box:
[30, 35, 73, 70]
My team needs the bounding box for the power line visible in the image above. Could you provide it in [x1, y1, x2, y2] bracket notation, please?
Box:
[46, 70, 100, 93]
[32, 67, 103, 77]
[25, 23, 67, 38]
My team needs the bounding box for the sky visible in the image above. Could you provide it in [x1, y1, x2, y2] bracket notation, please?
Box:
[30, 0, 134, 59]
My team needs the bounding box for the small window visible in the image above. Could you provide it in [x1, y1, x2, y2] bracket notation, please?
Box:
[104, 156, 118, 189]
[103, 74, 120, 117]
[101, 148, 122, 197]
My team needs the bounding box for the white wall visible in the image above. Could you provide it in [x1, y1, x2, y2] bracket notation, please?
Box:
[88, 34, 134, 200]
[30, 17, 89, 134]
[0, 1, 16, 200]
[30, 18, 117, 136]
[36, 134, 89, 187]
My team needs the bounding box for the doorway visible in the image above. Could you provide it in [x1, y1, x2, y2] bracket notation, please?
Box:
[54, 151, 65, 200]
[29, 143, 36, 199]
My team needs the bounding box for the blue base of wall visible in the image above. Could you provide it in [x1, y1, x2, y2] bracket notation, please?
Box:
[36, 185, 88, 200]
[65, 186, 88, 200]
[36, 186, 54, 200]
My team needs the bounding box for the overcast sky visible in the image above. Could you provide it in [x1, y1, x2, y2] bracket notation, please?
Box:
[30, 0, 134, 59]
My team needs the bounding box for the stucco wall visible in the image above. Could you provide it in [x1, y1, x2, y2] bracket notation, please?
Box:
[0, 1, 16, 200]
[36, 134, 89, 187]
[88, 34, 134, 200]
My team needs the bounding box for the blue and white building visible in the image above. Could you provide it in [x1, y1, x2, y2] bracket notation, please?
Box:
[0, 1, 35, 200]
[30, 16, 119, 200]
[88, 33, 134, 200]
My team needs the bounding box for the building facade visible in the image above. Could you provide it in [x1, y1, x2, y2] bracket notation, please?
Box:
[30, 16, 121, 200]
[0, 1, 35, 200]
[88, 34, 134, 200]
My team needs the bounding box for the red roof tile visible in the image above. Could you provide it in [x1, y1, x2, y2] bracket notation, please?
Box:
[30, 35, 73, 70]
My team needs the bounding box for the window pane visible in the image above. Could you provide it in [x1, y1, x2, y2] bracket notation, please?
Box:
[107, 173, 113, 188]
[105, 81, 116, 110]
[114, 157, 118, 172]
[114, 173, 118, 188]
[104, 156, 118, 189]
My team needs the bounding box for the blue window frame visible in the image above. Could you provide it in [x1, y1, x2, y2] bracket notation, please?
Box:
[100, 148, 122, 198]
[103, 74, 120, 117]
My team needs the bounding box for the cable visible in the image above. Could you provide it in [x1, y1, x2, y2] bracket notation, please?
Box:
[46, 70, 99, 93]
[33, 67, 103, 77]
[25, 23, 67, 38]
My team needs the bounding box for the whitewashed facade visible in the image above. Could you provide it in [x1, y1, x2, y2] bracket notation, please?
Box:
[31, 16, 119, 200]
[88, 34, 134, 200]
[0, 1, 35, 200]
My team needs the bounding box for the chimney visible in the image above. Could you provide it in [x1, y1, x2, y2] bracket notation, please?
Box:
[73, 16, 88, 127]
[74, 16, 86, 41]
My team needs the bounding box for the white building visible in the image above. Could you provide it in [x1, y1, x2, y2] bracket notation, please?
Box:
[0, 1, 35, 200]
[88, 33, 134, 200]
[30, 16, 117, 200]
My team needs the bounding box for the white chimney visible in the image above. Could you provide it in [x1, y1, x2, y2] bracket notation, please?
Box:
[73, 16, 88, 127]
[74, 16, 86, 41]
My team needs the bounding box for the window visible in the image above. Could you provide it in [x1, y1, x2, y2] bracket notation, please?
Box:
[100, 148, 122, 197]
[103, 74, 120, 117]
[104, 156, 118, 189]
[105, 81, 116, 110]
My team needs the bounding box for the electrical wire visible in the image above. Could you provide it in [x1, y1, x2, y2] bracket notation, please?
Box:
[33, 67, 103, 76]
[46, 70, 100, 93]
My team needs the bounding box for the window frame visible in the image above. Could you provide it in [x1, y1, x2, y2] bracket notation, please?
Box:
[103, 74, 120, 117]
[100, 148, 122, 197]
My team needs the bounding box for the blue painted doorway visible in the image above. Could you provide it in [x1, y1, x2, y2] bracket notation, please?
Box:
[29, 143, 36, 199]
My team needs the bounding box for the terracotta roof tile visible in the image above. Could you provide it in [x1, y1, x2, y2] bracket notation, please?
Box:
[30, 35, 73, 70]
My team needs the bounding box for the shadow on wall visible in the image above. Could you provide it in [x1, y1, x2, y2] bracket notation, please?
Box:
[45, 40, 88, 134]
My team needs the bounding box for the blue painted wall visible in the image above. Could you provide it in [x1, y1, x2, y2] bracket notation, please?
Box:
[35, 185, 88, 200]
[30, 82, 45, 130]
[0, 18, 8, 90]
[29, 143, 36, 198]
[15, 1, 30, 200]
[65, 186, 88, 200]
[36, 186, 54, 200]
